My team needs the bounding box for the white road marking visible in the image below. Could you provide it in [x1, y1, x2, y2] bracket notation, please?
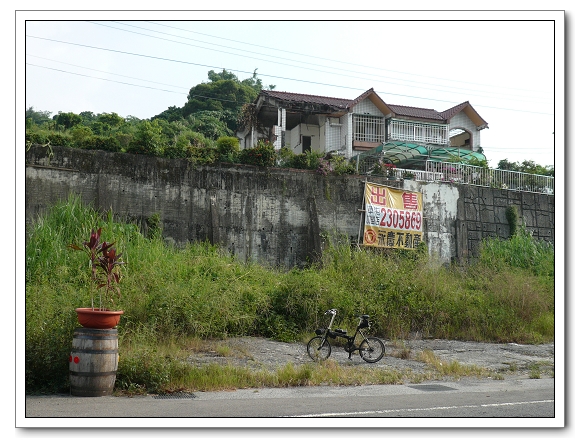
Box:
[283, 400, 555, 417]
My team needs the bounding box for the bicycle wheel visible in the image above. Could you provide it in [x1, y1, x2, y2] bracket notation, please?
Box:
[307, 336, 331, 361]
[359, 337, 385, 363]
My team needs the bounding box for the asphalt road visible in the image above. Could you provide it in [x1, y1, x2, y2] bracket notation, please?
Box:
[21, 377, 558, 427]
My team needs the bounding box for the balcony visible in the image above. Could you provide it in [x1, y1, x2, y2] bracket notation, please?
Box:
[388, 119, 449, 146]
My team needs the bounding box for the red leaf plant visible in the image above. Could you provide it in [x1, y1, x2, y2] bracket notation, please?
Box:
[69, 228, 125, 310]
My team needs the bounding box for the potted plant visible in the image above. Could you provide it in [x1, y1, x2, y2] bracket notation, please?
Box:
[69, 228, 125, 329]
[384, 163, 397, 179]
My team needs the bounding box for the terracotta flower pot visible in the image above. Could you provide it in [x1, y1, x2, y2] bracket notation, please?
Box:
[75, 308, 124, 329]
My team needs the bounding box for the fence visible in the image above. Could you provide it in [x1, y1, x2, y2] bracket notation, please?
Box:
[358, 159, 555, 195]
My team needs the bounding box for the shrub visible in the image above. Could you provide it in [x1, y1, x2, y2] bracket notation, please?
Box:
[80, 135, 122, 152]
[126, 120, 166, 156]
[44, 131, 72, 148]
[330, 155, 357, 175]
[216, 136, 240, 162]
[239, 140, 276, 167]
[26, 130, 46, 145]
[69, 125, 94, 145]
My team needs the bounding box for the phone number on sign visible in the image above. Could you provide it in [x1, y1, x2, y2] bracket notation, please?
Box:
[365, 205, 422, 231]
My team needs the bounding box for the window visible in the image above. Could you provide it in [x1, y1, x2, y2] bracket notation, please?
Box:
[389, 119, 449, 145]
[353, 114, 385, 142]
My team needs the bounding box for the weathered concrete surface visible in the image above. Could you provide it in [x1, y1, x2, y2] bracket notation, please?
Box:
[25, 145, 554, 269]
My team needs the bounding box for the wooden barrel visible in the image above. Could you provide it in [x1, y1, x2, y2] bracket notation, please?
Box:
[69, 328, 119, 397]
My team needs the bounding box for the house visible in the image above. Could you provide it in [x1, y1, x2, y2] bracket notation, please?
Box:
[238, 88, 489, 169]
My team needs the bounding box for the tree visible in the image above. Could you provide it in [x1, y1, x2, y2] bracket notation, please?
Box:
[26, 107, 52, 128]
[182, 70, 262, 118]
[497, 159, 554, 177]
[53, 112, 82, 130]
[126, 120, 166, 156]
[152, 106, 184, 123]
[97, 112, 125, 128]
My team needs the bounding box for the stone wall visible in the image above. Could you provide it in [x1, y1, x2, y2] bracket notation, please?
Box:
[25, 145, 555, 268]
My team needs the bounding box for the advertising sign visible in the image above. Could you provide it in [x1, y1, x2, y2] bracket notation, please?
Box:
[363, 182, 423, 250]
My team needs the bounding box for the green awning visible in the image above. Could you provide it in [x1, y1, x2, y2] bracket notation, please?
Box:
[355, 141, 487, 169]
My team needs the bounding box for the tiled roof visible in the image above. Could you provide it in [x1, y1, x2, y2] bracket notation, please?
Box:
[440, 101, 469, 119]
[259, 90, 485, 125]
[347, 87, 377, 108]
[385, 104, 444, 121]
[260, 90, 351, 109]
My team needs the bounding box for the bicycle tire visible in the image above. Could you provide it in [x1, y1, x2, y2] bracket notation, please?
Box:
[307, 336, 331, 361]
[359, 337, 385, 363]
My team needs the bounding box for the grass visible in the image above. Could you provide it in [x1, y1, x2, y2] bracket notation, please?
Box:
[25, 195, 555, 394]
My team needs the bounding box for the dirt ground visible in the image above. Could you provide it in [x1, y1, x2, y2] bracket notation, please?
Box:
[185, 336, 555, 380]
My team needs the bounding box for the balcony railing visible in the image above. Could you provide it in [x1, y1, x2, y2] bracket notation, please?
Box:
[359, 160, 554, 195]
[424, 161, 554, 195]
[388, 119, 449, 146]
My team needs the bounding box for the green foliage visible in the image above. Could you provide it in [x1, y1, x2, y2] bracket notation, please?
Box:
[183, 70, 260, 117]
[188, 111, 235, 140]
[115, 346, 177, 393]
[26, 106, 53, 128]
[497, 159, 554, 177]
[25, 129, 47, 145]
[165, 130, 215, 159]
[278, 148, 326, 170]
[81, 135, 123, 152]
[146, 213, 163, 240]
[26, 130, 73, 148]
[25, 196, 554, 393]
[97, 112, 125, 128]
[239, 140, 277, 167]
[69, 125, 94, 143]
[478, 227, 554, 277]
[216, 136, 240, 162]
[506, 205, 519, 237]
[126, 120, 166, 156]
[330, 155, 357, 175]
[54, 112, 82, 130]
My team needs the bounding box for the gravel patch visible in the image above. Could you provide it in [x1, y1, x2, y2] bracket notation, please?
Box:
[185, 336, 555, 379]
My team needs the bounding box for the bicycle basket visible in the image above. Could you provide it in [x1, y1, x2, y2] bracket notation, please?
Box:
[359, 319, 370, 328]
[315, 328, 326, 335]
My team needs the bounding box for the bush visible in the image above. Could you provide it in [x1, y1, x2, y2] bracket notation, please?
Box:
[216, 136, 240, 162]
[26, 130, 46, 145]
[166, 131, 216, 159]
[44, 131, 72, 148]
[239, 140, 276, 167]
[80, 135, 122, 152]
[126, 120, 166, 156]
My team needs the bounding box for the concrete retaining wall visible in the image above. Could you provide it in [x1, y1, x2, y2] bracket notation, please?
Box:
[25, 145, 555, 268]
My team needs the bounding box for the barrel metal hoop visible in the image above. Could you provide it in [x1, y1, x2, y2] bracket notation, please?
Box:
[69, 370, 118, 377]
[70, 348, 118, 354]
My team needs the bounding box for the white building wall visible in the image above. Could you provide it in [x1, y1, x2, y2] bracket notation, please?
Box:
[340, 113, 352, 158]
[289, 125, 301, 154]
[325, 118, 342, 153]
[300, 123, 321, 152]
[449, 111, 480, 148]
[352, 98, 383, 116]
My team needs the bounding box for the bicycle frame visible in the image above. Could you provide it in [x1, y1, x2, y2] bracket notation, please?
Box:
[316, 309, 373, 359]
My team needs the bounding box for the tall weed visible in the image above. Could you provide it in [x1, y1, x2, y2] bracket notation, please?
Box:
[24, 195, 555, 393]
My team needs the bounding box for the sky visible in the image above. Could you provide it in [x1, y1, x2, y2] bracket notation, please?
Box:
[20, 10, 562, 169]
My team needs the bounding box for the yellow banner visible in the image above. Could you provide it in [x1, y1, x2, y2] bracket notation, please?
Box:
[363, 182, 423, 250]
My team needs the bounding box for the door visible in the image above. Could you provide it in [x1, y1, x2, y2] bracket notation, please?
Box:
[302, 136, 311, 153]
